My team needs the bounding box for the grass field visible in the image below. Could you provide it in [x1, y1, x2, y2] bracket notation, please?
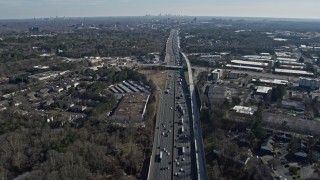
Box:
[139, 70, 167, 90]
[184, 71, 190, 86]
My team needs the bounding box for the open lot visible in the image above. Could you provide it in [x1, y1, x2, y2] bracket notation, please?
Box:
[139, 70, 167, 90]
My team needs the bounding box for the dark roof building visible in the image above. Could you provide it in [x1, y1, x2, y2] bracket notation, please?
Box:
[281, 100, 305, 112]
[261, 137, 274, 155]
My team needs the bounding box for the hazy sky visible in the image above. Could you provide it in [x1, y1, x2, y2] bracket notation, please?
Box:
[0, 0, 319, 19]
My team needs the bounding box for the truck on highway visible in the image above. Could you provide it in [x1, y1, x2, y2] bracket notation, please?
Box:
[165, 90, 169, 94]
[177, 104, 185, 116]
[179, 118, 184, 125]
[182, 146, 185, 154]
[159, 151, 163, 162]
[180, 126, 184, 134]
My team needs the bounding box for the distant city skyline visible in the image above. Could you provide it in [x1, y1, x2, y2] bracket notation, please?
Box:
[0, 0, 319, 19]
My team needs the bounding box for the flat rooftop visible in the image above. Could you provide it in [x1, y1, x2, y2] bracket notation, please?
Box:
[275, 68, 314, 76]
[226, 64, 263, 71]
[277, 57, 297, 62]
[112, 93, 149, 120]
[252, 78, 288, 85]
[231, 60, 269, 67]
[232, 105, 257, 115]
[256, 86, 272, 94]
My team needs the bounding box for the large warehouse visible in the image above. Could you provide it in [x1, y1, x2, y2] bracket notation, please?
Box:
[226, 64, 263, 72]
[274, 69, 314, 76]
[299, 77, 320, 89]
[231, 60, 269, 67]
[111, 93, 150, 121]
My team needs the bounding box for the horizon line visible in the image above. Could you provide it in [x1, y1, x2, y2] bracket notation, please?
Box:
[0, 15, 319, 21]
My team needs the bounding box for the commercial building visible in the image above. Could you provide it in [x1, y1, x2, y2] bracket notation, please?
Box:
[256, 86, 272, 94]
[210, 69, 223, 80]
[111, 93, 150, 121]
[299, 77, 320, 89]
[232, 106, 257, 115]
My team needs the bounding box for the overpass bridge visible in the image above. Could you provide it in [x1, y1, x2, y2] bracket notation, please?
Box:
[138, 63, 194, 70]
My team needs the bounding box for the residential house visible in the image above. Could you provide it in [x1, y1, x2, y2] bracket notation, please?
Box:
[261, 137, 274, 155]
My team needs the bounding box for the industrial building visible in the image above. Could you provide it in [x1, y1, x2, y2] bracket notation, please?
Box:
[274, 69, 314, 76]
[279, 65, 305, 70]
[111, 93, 150, 121]
[243, 58, 273, 63]
[231, 60, 269, 67]
[277, 57, 297, 62]
[108, 80, 151, 95]
[281, 100, 305, 113]
[226, 64, 263, 72]
[243, 55, 272, 60]
[299, 77, 320, 89]
[29, 71, 62, 81]
[251, 78, 288, 86]
[279, 61, 304, 66]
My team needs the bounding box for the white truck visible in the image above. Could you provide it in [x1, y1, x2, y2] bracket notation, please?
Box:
[159, 151, 163, 162]
[182, 146, 185, 154]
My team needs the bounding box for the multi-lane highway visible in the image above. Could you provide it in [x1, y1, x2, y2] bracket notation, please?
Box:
[148, 29, 196, 180]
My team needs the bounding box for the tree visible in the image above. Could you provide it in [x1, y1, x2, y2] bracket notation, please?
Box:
[306, 63, 316, 74]
[252, 107, 266, 140]
[274, 61, 280, 68]
[231, 97, 241, 106]
[288, 138, 300, 154]
[223, 98, 231, 109]
[299, 56, 305, 63]
[271, 85, 286, 102]
[289, 166, 299, 175]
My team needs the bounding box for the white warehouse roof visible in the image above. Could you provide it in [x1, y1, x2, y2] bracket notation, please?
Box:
[277, 57, 297, 62]
[231, 60, 269, 67]
[252, 78, 288, 85]
[232, 106, 257, 115]
[243, 55, 272, 60]
[226, 64, 263, 71]
[256, 86, 272, 94]
[275, 68, 314, 76]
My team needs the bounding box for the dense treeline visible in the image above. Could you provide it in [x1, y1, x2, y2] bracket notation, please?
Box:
[0, 110, 152, 179]
[0, 26, 168, 76]
[0, 27, 168, 63]
[179, 20, 320, 55]
[180, 24, 282, 54]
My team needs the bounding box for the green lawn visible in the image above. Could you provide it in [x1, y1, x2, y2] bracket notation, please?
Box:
[184, 71, 190, 86]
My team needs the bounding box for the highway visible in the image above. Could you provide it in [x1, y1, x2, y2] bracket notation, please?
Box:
[148, 29, 196, 180]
